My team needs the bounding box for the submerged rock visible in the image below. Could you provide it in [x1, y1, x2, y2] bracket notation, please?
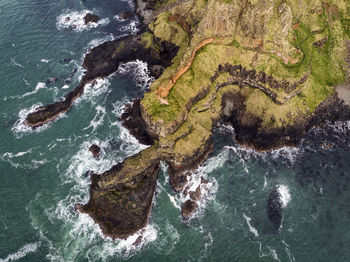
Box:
[267, 188, 283, 226]
[46, 77, 57, 84]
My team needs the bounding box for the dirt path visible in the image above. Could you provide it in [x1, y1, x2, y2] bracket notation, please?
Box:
[156, 37, 214, 103]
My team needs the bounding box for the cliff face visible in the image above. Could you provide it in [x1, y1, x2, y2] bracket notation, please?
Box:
[79, 0, 350, 238]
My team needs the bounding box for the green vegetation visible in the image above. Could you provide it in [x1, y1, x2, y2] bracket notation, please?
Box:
[140, 0, 349, 158]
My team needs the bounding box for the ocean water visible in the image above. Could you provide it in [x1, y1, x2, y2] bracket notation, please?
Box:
[1, 1, 350, 261]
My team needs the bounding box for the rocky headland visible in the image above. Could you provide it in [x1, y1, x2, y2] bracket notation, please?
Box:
[25, 0, 350, 239]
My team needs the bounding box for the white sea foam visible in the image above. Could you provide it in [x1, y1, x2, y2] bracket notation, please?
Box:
[282, 240, 295, 262]
[277, 184, 291, 208]
[111, 97, 132, 118]
[171, 150, 222, 220]
[11, 103, 46, 136]
[82, 105, 106, 132]
[56, 10, 109, 32]
[87, 33, 116, 49]
[4, 82, 48, 101]
[83, 77, 111, 104]
[226, 144, 301, 166]
[40, 59, 50, 63]
[118, 60, 155, 90]
[1, 149, 48, 169]
[167, 193, 181, 210]
[0, 242, 40, 262]
[62, 84, 69, 89]
[243, 213, 259, 237]
[95, 224, 158, 259]
[10, 58, 24, 68]
[120, 20, 139, 34]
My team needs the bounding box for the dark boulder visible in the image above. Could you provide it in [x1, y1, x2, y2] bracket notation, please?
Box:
[189, 186, 201, 201]
[89, 144, 101, 158]
[182, 199, 198, 219]
[84, 13, 99, 25]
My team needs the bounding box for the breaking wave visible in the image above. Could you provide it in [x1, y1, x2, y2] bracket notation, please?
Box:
[0, 242, 41, 262]
[118, 60, 154, 90]
[56, 10, 109, 32]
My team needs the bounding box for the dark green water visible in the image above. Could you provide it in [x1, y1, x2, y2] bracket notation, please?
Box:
[1, 1, 350, 261]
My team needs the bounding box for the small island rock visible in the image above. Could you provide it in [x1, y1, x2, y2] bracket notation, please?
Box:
[89, 144, 101, 158]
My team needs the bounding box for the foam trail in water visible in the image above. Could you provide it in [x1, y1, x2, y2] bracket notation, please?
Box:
[0, 242, 41, 262]
[10, 58, 24, 68]
[1, 148, 48, 169]
[83, 77, 111, 104]
[243, 213, 259, 237]
[4, 82, 48, 101]
[82, 105, 106, 132]
[56, 10, 110, 32]
[226, 144, 301, 166]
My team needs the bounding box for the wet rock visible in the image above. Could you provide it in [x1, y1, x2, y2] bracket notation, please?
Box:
[64, 17, 70, 23]
[120, 99, 154, 145]
[169, 172, 188, 192]
[89, 144, 101, 158]
[84, 13, 99, 25]
[25, 34, 179, 128]
[201, 176, 209, 184]
[182, 199, 198, 219]
[46, 77, 57, 84]
[267, 188, 283, 226]
[133, 235, 143, 246]
[118, 11, 134, 20]
[189, 186, 201, 201]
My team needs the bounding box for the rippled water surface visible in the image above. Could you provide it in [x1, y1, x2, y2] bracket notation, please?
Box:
[1, 1, 350, 261]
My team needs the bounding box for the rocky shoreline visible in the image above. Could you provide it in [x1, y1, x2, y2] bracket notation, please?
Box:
[25, 0, 350, 239]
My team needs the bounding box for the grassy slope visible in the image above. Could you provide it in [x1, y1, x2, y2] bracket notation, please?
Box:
[140, 0, 349, 157]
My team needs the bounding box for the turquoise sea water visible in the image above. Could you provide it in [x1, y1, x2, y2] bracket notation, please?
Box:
[1, 1, 350, 261]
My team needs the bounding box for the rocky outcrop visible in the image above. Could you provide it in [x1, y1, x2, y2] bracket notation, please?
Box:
[77, 146, 160, 239]
[24, 0, 350, 239]
[89, 144, 101, 158]
[120, 99, 154, 145]
[181, 199, 198, 219]
[118, 11, 134, 20]
[24, 35, 179, 128]
[84, 13, 99, 24]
